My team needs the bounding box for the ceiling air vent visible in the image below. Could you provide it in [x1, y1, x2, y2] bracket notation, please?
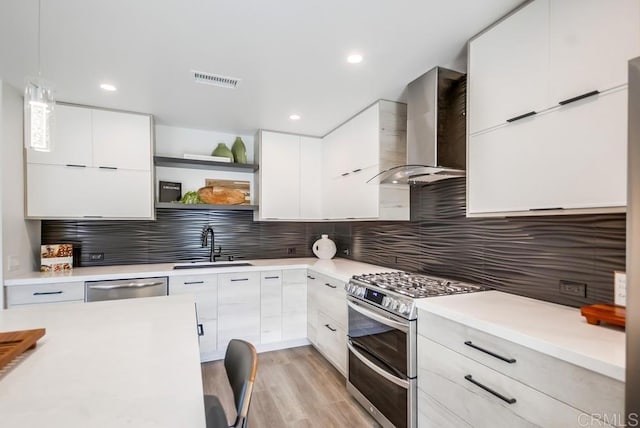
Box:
[191, 70, 241, 89]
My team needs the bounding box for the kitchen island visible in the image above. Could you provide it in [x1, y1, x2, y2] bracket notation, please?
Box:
[0, 295, 206, 428]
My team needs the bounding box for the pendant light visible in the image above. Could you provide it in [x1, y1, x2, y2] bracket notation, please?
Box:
[24, 0, 54, 152]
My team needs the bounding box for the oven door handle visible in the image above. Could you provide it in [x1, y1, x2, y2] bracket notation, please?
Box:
[347, 342, 409, 389]
[347, 300, 409, 333]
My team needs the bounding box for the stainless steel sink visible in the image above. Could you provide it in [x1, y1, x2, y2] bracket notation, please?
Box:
[173, 261, 253, 270]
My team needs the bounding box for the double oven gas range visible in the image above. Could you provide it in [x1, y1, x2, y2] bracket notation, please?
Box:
[345, 271, 487, 428]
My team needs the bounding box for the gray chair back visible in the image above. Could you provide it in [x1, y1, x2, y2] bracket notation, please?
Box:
[224, 339, 258, 428]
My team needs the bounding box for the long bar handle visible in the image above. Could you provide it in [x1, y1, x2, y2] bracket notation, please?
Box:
[324, 324, 337, 332]
[464, 341, 516, 364]
[88, 281, 165, 290]
[465, 375, 516, 404]
[33, 291, 63, 296]
[197, 324, 204, 336]
[184, 281, 205, 285]
[324, 283, 337, 289]
[506, 111, 536, 123]
[558, 90, 599, 106]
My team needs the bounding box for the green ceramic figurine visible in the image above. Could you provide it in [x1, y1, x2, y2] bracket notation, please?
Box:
[212, 142, 234, 162]
[231, 137, 247, 164]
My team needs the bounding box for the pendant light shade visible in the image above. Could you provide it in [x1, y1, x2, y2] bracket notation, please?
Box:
[24, 0, 54, 152]
[24, 80, 54, 152]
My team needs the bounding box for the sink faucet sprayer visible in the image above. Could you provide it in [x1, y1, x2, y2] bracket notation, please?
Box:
[201, 226, 222, 262]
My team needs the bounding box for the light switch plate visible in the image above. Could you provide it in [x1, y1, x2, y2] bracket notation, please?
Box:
[614, 271, 626, 307]
[7, 255, 20, 272]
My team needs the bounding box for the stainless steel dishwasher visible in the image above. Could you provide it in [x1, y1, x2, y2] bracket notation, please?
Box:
[85, 277, 168, 302]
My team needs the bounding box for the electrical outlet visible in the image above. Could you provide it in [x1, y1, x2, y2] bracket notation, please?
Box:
[287, 248, 296, 255]
[89, 252, 105, 261]
[614, 271, 626, 307]
[559, 280, 587, 298]
[342, 248, 351, 256]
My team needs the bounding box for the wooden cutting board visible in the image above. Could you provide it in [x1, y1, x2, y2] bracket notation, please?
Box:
[0, 328, 46, 371]
[580, 304, 626, 328]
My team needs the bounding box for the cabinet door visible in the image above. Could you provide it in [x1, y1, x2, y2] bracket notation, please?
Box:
[468, 88, 627, 214]
[330, 166, 379, 219]
[282, 269, 307, 341]
[217, 272, 260, 350]
[299, 136, 323, 219]
[27, 104, 93, 167]
[468, 0, 550, 134]
[259, 131, 301, 219]
[260, 272, 282, 344]
[306, 271, 322, 344]
[197, 319, 218, 362]
[92, 109, 152, 170]
[317, 311, 347, 375]
[549, 0, 640, 104]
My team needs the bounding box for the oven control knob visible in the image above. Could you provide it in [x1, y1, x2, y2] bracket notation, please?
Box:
[399, 303, 408, 314]
[358, 287, 366, 297]
[390, 300, 399, 310]
[382, 297, 390, 307]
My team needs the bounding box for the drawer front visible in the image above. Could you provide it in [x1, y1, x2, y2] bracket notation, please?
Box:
[7, 282, 85, 306]
[283, 268, 307, 284]
[261, 270, 283, 286]
[312, 272, 346, 326]
[316, 311, 347, 375]
[418, 335, 614, 428]
[418, 388, 470, 428]
[169, 274, 218, 319]
[218, 271, 260, 287]
[417, 309, 624, 419]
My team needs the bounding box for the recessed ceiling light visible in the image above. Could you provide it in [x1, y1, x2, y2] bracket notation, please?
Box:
[347, 53, 363, 64]
[100, 83, 117, 92]
[289, 114, 301, 120]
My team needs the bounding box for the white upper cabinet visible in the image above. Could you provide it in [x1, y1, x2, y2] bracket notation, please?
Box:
[299, 136, 323, 219]
[467, 0, 637, 216]
[255, 131, 323, 221]
[27, 104, 93, 166]
[92, 109, 152, 170]
[25, 104, 154, 219]
[549, 0, 640, 104]
[468, 0, 550, 134]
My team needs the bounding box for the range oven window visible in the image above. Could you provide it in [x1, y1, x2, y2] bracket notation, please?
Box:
[348, 304, 408, 377]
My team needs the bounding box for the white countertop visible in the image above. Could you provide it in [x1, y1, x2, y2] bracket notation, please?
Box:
[0, 295, 206, 428]
[415, 290, 626, 381]
[3, 257, 397, 285]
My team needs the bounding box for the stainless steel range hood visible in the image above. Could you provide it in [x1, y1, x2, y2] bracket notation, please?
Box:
[369, 66, 467, 185]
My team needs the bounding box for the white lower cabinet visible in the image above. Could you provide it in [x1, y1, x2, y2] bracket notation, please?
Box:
[281, 269, 307, 341]
[260, 271, 283, 344]
[417, 309, 622, 427]
[217, 272, 261, 353]
[6, 281, 85, 307]
[306, 269, 347, 375]
[169, 274, 218, 362]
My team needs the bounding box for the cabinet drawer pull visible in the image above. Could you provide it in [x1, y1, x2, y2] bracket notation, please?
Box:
[307, 275, 316, 280]
[341, 172, 350, 177]
[558, 90, 599, 106]
[464, 375, 516, 404]
[352, 168, 362, 173]
[83, 215, 103, 218]
[99, 166, 118, 170]
[230, 278, 249, 282]
[65, 164, 86, 168]
[324, 324, 337, 332]
[324, 283, 337, 289]
[264, 276, 280, 279]
[184, 281, 205, 285]
[506, 111, 536, 123]
[33, 291, 63, 296]
[464, 341, 516, 364]
[528, 207, 563, 212]
[197, 323, 204, 336]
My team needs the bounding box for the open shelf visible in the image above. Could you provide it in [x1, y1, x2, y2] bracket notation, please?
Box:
[155, 202, 258, 211]
[154, 156, 258, 172]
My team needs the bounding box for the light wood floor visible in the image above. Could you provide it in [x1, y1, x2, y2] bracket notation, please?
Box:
[201, 345, 381, 427]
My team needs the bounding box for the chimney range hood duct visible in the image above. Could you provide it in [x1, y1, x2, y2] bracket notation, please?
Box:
[368, 66, 467, 185]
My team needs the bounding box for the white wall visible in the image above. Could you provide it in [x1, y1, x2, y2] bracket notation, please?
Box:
[0, 80, 4, 309]
[154, 125, 256, 202]
[2, 81, 40, 285]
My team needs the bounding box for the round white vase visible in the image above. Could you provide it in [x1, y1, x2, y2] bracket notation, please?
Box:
[312, 234, 337, 260]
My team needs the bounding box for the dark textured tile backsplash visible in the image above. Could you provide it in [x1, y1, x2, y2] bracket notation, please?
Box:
[42, 178, 625, 308]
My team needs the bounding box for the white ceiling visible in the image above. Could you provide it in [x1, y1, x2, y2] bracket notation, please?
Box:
[0, 0, 523, 137]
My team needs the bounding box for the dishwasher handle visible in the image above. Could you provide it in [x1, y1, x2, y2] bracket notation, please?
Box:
[87, 281, 165, 290]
